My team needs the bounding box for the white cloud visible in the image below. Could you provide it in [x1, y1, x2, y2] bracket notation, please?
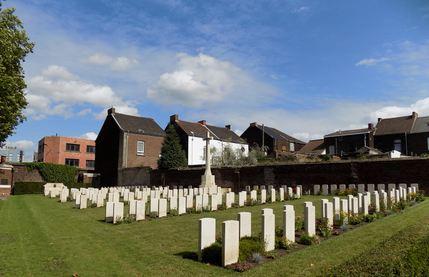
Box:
[80, 132, 98, 140]
[371, 97, 429, 119]
[292, 6, 309, 14]
[355, 57, 389, 67]
[3, 140, 35, 162]
[147, 53, 276, 107]
[86, 53, 138, 71]
[25, 65, 138, 119]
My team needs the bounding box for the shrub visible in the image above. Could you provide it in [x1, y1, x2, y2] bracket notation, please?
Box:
[392, 200, 408, 212]
[149, 212, 158, 218]
[362, 214, 377, 223]
[13, 182, 44, 195]
[239, 237, 265, 262]
[275, 237, 292, 250]
[25, 162, 78, 186]
[295, 216, 304, 231]
[169, 209, 178, 216]
[415, 191, 425, 202]
[201, 242, 222, 265]
[299, 234, 319, 245]
[348, 215, 362, 225]
[316, 218, 332, 237]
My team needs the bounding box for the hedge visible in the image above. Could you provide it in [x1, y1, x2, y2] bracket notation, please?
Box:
[24, 162, 78, 186]
[13, 182, 45, 195]
[13, 182, 90, 195]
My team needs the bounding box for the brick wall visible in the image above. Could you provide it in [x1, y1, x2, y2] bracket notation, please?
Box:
[0, 164, 13, 197]
[150, 158, 429, 194]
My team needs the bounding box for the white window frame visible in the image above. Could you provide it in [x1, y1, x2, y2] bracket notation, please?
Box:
[137, 141, 145, 156]
[289, 142, 295, 152]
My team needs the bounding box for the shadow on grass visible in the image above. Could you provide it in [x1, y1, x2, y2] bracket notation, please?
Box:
[174, 251, 199, 262]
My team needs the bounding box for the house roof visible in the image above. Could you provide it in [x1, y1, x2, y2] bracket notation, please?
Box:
[297, 139, 325, 155]
[374, 114, 416, 136]
[324, 127, 372, 138]
[175, 120, 246, 144]
[411, 116, 429, 134]
[253, 124, 305, 144]
[112, 112, 165, 137]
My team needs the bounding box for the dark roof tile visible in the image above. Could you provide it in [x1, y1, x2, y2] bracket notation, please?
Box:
[113, 113, 165, 137]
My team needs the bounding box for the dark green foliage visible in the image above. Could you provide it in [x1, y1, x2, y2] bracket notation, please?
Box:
[239, 237, 265, 262]
[12, 182, 44, 194]
[0, 3, 34, 143]
[348, 215, 362, 225]
[25, 162, 78, 186]
[295, 216, 304, 231]
[275, 237, 291, 250]
[299, 234, 319, 245]
[158, 124, 187, 169]
[316, 218, 332, 237]
[200, 242, 222, 265]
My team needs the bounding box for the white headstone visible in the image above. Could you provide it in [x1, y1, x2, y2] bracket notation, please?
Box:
[304, 203, 316, 236]
[262, 211, 275, 252]
[238, 212, 252, 238]
[199, 218, 216, 254]
[222, 220, 240, 266]
[113, 202, 124, 224]
[283, 205, 295, 243]
[136, 200, 145, 221]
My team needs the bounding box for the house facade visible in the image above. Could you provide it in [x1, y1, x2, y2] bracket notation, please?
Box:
[240, 123, 305, 157]
[324, 124, 375, 156]
[169, 114, 249, 166]
[374, 112, 417, 155]
[297, 139, 326, 155]
[0, 146, 23, 163]
[95, 108, 165, 186]
[37, 136, 96, 170]
[408, 116, 429, 155]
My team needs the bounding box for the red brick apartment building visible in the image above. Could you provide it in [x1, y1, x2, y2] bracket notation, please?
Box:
[37, 136, 96, 170]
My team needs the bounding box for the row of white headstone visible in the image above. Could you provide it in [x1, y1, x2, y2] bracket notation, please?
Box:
[104, 186, 302, 224]
[199, 186, 418, 267]
[314, 183, 419, 195]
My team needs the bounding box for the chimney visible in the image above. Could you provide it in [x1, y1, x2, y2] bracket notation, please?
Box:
[368, 123, 374, 130]
[412, 111, 418, 118]
[378, 118, 382, 123]
[198, 120, 206, 125]
[225, 124, 231, 130]
[0, 156, 6, 164]
[170, 114, 179, 123]
[19, 151, 24, 163]
[250, 122, 257, 127]
[108, 107, 115, 115]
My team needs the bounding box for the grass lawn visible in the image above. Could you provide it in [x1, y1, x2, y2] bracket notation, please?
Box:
[0, 195, 428, 276]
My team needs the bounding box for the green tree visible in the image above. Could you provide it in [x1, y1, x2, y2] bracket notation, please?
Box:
[158, 124, 187, 169]
[0, 1, 34, 144]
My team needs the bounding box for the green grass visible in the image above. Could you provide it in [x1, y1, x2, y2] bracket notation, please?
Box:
[0, 195, 427, 276]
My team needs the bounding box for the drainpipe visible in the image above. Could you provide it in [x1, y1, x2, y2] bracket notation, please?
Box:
[405, 132, 408, 155]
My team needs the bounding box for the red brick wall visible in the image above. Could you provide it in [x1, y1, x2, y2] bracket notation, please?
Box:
[125, 133, 164, 169]
[38, 136, 95, 170]
[0, 165, 13, 197]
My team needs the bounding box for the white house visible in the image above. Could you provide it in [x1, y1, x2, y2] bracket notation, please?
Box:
[169, 114, 249, 166]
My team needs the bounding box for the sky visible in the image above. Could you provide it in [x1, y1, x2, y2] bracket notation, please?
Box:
[4, 0, 429, 161]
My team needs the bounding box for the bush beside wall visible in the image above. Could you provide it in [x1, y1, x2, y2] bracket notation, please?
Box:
[24, 162, 78, 186]
[13, 182, 45, 195]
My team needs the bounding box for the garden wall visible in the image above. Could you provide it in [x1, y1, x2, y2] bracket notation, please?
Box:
[150, 158, 429, 194]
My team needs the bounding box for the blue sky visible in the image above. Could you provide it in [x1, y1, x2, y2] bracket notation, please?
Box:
[4, 0, 429, 160]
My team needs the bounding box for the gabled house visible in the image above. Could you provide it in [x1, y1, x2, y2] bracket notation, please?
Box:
[297, 139, 326, 156]
[408, 115, 429, 155]
[169, 114, 249, 166]
[240, 123, 305, 157]
[95, 108, 165, 185]
[324, 124, 375, 156]
[374, 112, 417, 155]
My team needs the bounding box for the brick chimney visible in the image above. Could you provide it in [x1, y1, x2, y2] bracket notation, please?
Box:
[198, 120, 206, 125]
[412, 111, 418, 118]
[170, 114, 179, 123]
[368, 123, 374, 130]
[225, 124, 231, 130]
[378, 118, 382, 123]
[108, 107, 115, 115]
[250, 122, 257, 127]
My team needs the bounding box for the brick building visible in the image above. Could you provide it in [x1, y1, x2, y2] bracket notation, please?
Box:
[240, 123, 305, 157]
[37, 136, 96, 170]
[95, 108, 165, 186]
[324, 124, 375, 156]
[0, 157, 13, 198]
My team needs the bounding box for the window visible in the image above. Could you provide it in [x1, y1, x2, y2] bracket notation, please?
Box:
[86, 160, 95, 169]
[289, 142, 295, 152]
[328, 145, 335, 155]
[393, 139, 402, 152]
[65, 158, 79, 167]
[1, 179, 8, 185]
[281, 145, 287, 152]
[137, 141, 145, 156]
[66, 143, 80, 152]
[86, 145, 96, 153]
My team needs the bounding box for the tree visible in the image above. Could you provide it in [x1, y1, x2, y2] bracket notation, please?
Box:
[158, 124, 187, 169]
[0, 2, 34, 144]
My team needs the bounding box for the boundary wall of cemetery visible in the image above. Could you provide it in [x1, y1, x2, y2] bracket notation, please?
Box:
[149, 157, 429, 194]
